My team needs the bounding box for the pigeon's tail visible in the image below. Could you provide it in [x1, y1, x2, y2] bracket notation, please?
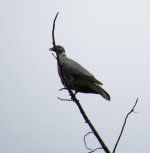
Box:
[94, 84, 110, 101]
[99, 87, 110, 101]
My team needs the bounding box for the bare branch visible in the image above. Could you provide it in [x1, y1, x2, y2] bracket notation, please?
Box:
[51, 13, 139, 153]
[51, 13, 111, 153]
[113, 98, 139, 153]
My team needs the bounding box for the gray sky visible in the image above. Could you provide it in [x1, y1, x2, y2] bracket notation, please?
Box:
[0, 0, 150, 153]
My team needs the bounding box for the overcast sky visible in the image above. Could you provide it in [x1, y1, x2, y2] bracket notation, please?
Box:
[0, 0, 150, 153]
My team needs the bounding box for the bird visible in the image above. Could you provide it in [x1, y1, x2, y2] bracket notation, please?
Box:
[49, 45, 110, 101]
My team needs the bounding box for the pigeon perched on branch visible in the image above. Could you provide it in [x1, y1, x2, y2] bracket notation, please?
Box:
[49, 45, 110, 101]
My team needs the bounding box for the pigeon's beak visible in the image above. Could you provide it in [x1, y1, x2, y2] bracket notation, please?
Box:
[49, 47, 54, 51]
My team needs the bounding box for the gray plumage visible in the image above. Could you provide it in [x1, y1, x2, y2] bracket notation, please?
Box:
[49, 45, 110, 101]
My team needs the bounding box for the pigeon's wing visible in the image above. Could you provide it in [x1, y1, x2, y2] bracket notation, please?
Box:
[63, 58, 103, 85]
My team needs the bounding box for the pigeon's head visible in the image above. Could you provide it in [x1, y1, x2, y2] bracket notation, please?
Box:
[49, 45, 65, 53]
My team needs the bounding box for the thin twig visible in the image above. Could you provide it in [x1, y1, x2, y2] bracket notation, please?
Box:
[84, 132, 93, 150]
[84, 132, 103, 153]
[52, 53, 57, 59]
[112, 98, 139, 153]
[51, 13, 111, 153]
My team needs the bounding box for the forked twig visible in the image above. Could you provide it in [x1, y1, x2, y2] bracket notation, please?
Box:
[113, 98, 139, 153]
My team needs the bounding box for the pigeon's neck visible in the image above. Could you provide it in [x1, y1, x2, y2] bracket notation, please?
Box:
[57, 52, 67, 65]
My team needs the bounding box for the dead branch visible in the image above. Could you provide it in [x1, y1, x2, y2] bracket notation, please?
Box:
[51, 13, 139, 153]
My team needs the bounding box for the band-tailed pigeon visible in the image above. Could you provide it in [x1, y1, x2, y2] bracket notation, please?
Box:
[49, 45, 110, 101]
